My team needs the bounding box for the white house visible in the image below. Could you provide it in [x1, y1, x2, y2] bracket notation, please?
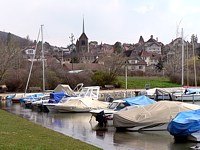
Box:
[140, 50, 161, 66]
[24, 48, 36, 59]
[144, 35, 162, 54]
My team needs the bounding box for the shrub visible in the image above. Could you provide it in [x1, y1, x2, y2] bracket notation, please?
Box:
[4, 69, 28, 92]
[91, 71, 121, 88]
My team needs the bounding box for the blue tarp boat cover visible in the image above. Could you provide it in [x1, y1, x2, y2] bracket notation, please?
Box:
[185, 88, 200, 94]
[167, 109, 200, 136]
[49, 92, 70, 103]
[123, 95, 156, 106]
[19, 93, 45, 103]
[6, 94, 15, 100]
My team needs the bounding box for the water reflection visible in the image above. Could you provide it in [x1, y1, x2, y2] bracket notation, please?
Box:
[1, 101, 199, 150]
[114, 131, 173, 150]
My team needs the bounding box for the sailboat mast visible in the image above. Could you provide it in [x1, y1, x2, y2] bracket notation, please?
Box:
[41, 25, 45, 92]
[24, 28, 41, 96]
[186, 42, 189, 86]
[181, 28, 184, 86]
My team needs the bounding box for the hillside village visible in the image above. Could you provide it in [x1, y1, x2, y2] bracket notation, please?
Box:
[0, 20, 200, 92]
[1, 20, 200, 77]
[23, 20, 200, 76]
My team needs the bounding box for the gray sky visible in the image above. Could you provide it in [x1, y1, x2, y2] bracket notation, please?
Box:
[1, 0, 200, 47]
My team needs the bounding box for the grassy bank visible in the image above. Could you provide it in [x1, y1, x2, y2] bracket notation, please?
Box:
[0, 109, 101, 150]
[118, 76, 181, 89]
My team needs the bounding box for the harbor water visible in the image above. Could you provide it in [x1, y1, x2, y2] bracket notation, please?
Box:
[0, 101, 199, 150]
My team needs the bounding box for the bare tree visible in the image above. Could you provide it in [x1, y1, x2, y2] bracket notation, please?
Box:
[0, 34, 21, 83]
[164, 40, 186, 77]
[102, 53, 127, 77]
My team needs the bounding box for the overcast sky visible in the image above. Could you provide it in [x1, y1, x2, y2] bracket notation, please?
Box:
[1, 0, 200, 47]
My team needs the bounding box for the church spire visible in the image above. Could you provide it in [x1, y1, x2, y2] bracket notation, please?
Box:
[83, 16, 85, 33]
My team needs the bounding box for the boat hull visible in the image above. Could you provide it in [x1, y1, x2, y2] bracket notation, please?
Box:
[56, 106, 91, 113]
[173, 94, 200, 101]
[44, 104, 58, 112]
[116, 123, 168, 131]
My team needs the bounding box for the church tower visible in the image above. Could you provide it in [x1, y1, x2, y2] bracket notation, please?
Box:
[76, 17, 89, 53]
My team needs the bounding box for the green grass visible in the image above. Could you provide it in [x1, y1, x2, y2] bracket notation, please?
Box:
[0, 110, 101, 150]
[118, 76, 181, 89]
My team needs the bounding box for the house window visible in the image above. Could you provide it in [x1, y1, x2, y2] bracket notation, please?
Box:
[29, 49, 33, 54]
[139, 66, 143, 69]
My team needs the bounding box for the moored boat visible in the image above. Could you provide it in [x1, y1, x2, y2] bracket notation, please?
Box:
[31, 92, 67, 111]
[167, 109, 200, 142]
[172, 88, 200, 101]
[113, 101, 200, 131]
[139, 87, 184, 100]
[44, 86, 101, 112]
[55, 97, 108, 113]
[19, 93, 47, 107]
[90, 95, 156, 125]
[8, 93, 26, 103]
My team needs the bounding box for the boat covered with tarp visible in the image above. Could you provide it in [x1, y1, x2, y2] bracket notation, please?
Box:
[19, 93, 45, 103]
[139, 87, 184, 100]
[185, 88, 200, 94]
[48, 92, 69, 103]
[167, 109, 200, 141]
[123, 95, 156, 106]
[55, 97, 108, 113]
[113, 101, 200, 131]
[90, 95, 156, 125]
[31, 92, 69, 111]
[53, 84, 75, 96]
[172, 88, 200, 101]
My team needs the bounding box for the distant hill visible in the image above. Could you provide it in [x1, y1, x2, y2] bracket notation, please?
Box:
[0, 30, 32, 48]
[0, 31, 53, 51]
[0, 31, 8, 41]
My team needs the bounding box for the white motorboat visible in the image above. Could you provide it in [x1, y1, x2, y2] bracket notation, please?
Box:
[44, 86, 101, 112]
[31, 91, 68, 111]
[172, 88, 200, 101]
[20, 93, 47, 107]
[31, 95, 50, 108]
[90, 95, 156, 125]
[90, 99, 129, 121]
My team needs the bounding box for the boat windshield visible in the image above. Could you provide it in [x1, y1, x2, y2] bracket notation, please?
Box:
[115, 103, 128, 111]
[108, 102, 119, 109]
[37, 95, 50, 101]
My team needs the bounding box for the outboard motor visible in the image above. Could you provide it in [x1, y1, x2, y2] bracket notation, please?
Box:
[96, 111, 107, 126]
[105, 95, 114, 102]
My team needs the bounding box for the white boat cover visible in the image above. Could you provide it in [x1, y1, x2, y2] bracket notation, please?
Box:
[139, 87, 184, 99]
[113, 101, 200, 128]
[53, 84, 75, 96]
[56, 97, 108, 112]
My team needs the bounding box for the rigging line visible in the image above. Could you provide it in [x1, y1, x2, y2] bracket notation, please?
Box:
[24, 28, 41, 96]
[192, 37, 197, 87]
[41, 25, 46, 92]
